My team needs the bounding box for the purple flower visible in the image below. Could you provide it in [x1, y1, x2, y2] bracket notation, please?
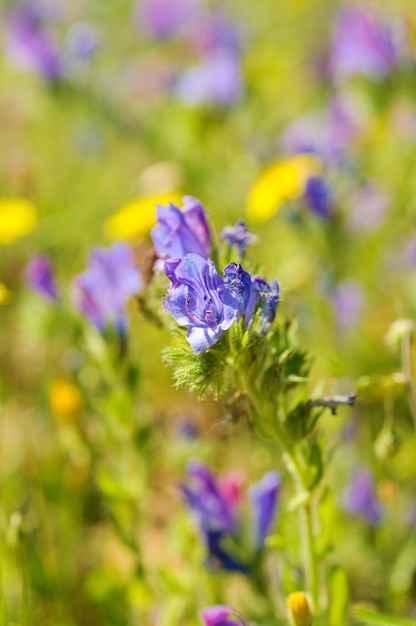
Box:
[152, 196, 212, 261]
[4, 4, 62, 81]
[342, 468, 382, 524]
[247, 276, 280, 331]
[333, 280, 364, 334]
[201, 605, 245, 626]
[163, 253, 238, 353]
[249, 471, 281, 547]
[72, 242, 142, 334]
[223, 263, 253, 319]
[136, 0, 200, 39]
[26, 254, 59, 302]
[347, 185, 389, 232]
[329, 4, 397, 80]
[221, 221, 256, 257]
[64, 22, 99, 61]
[205, 531, 248, 573]
[175, 50, 242, 106]
[181, 460, 236, 534]
[304, 176, 332, 218]
[188, 10, 241, 55]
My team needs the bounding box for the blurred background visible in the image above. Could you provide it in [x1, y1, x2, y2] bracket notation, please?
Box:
[1, 0, 416, 624]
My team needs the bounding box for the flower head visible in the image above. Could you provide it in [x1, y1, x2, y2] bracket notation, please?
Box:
[4, 4, 62, 81]
[221, 221, 256, 257]
[201, 605, 246, 626]
[330, 4, 397, 80]
[72, 242, 142, 333]
[304, 176, 332, 218]
[175, 50, 242, 106]
[26, 254, 59, 302]
[152, 197, 212, 260]
[247, 276, 280, 331]
[342, 467, 382, 524]
[249, 471, 281, 546]
[223, 262, 253, 319]
[286, 592, 313, 626]
[163, 253, 238, 353]
[136, 0, 200, 39]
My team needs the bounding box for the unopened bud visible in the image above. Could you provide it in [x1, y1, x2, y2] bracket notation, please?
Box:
[374, 427, 400, 460]
[286, 592, 313, 626]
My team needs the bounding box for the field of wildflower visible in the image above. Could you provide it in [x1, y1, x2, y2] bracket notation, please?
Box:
[2, 0, 416, 625]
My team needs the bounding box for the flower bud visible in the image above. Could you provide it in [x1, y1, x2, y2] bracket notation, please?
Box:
[374, 427, 400, 460]
[286, 592, 313, 626]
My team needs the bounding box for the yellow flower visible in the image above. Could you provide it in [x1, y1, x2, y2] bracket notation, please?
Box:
[0, 283, 12, 305]
[246, 155, 322, 224]
[104, 192, 182, 241]
[49, 379, 83, 422]
[0, 199, 37, 244]
[287, 592, 313, 626]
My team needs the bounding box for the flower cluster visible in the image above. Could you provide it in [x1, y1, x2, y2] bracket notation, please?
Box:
[181, 460, 281, 572]
[152, 197, 280, 353]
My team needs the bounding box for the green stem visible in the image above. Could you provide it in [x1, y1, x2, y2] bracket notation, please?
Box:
[401, 332, 416, 428]
[239, 365, 321, 615]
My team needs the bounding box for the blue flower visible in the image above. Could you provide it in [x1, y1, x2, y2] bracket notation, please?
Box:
[249, 471, 281, 547]
[246, 275, 280, 331]
[304, 176, 332, 218]
[223, 262, 253, 319]
[151, 196, 212, 261]
[181, 460, 236, 534]
[342, 467, 382, 525]
[163, 253, 238, 353]
[72, 242, 143, 333]
[221, 221, 256, 257]
[26, 254, 59, 302]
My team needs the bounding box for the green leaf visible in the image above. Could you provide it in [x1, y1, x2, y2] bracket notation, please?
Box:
[355, 608, 416, 626]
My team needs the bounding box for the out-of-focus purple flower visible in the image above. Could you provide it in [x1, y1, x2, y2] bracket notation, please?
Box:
[72, 242, 143, 334]
[347, 185, 389, 232]
[201, 605, 245, 626]
[152, 197, 212, 261]
[4, 4, 62, 81]
[26, 254, 59, 302]
[304, 176, 332, 218]
[280, 97, 362, 165]
[333, 280, 364, 334]
[223, 263, 253, 319]
[249, 471, 281, 547]
[163, 253, 238, 353]
[218, 469, 245, 513]
[329, 4, 397, 80]
[188, 10, 241, 55]
[402, 236, 416, 267]
[176, 50, 242, 106]
[342, 468, 382, 524]
[221, 221, 256, 257]
[136, 0, 200, 39]
[181, 460, 236, 534]
[64, 22, 99, 61]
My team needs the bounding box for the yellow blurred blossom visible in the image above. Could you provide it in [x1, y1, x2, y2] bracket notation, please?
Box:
[287, 592, 313, 626]
[49, 379, 83, 422]
[246, 155, 322, 224]
[0, 198, 37, 244]
[104, 192, 182, 241]
[0, 283, 12, 305]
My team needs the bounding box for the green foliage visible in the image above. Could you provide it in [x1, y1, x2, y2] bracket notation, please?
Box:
[355, 609, 416, 626]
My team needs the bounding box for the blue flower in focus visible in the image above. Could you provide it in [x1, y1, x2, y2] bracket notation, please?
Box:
[221, 221, 256, 257]
[342, 468, 382, 524]
[223, 263, 253, 319]
[163, 253, 238, 353]
[72, 242, 143, 334]
[26, 254, 59, 302]
[304, 176, 332, 218]
[201, 605, 246, 626]
[249, 471, 281, 547]
[330, 4, 397, 80]
[4, 4, 62, 81]
[247, 275, 280, 331]
[151, 196, 212, 261]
